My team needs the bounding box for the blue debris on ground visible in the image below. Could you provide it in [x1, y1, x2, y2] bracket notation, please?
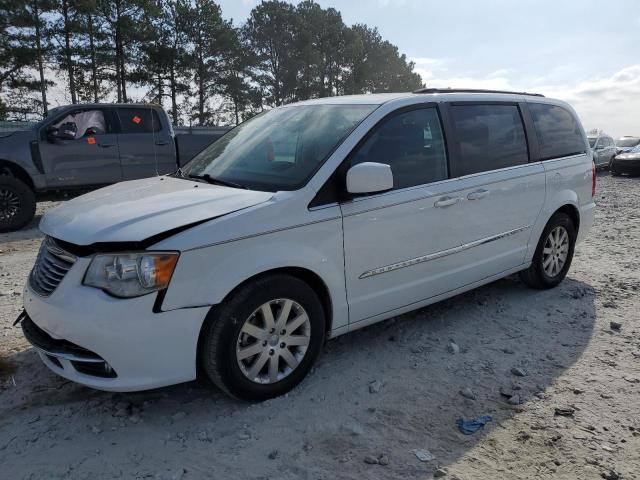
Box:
[456, 415, 493, 435]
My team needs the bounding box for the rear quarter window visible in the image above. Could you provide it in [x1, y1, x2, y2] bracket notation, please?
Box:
[528, 103, 586, 160]
[116, 108, 162, 134]
[451, 104, 529, 175]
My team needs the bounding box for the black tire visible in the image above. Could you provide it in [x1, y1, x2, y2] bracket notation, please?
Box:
[0, 175, 36, 233]
[519, 212, 576, 290]
[200, 274, 326, 401]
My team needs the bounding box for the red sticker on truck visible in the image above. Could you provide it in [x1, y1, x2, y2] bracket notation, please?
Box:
[132, 116, 141, 124]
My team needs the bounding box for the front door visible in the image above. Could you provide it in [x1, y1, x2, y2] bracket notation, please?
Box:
[39, 107, 122, 187]
[341, 106, 466, 324]
[115, 107, 176, 179]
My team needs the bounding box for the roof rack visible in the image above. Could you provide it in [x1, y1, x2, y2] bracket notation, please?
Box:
[413, 88, 544, 97]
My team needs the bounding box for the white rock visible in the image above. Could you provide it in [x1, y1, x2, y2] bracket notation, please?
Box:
[411, 448, 435, 462]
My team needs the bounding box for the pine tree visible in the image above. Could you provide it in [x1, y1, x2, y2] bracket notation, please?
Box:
[179, 0, 235, 125]
[93, 0, 155, 103]
[243, 0, 298, 107]
[219, 27, 261, 125]
[3, 0, 56, 117]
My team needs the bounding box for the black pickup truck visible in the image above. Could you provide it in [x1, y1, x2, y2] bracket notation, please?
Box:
[0, 103, 229, 232]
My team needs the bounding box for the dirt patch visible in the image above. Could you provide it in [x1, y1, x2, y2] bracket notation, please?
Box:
[0, 175, 638, 479]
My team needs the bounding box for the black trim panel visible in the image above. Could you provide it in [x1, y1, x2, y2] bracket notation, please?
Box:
[29, 140, 44, 174]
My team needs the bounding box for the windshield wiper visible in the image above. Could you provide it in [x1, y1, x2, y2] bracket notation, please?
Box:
[188, 173, 248, 190]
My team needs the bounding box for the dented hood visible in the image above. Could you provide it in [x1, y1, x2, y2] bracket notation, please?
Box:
[40, 176, 272, 245]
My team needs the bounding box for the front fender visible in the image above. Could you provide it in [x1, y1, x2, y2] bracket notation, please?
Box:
[159, 217, 349, 331]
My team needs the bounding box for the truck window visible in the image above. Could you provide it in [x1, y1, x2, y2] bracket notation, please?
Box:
[451, 104, 529, 175]
[116, 108, 162, 134]
[528, 103, 586, 160]
[52, 110, 108, 138]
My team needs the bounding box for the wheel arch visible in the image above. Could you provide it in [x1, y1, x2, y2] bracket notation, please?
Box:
[195, 266, 334, 375]
[555, 203, 580, 232]
[0, 159, 35, 191]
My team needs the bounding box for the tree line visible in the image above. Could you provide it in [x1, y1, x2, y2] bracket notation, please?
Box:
[0, 0, 423, 125]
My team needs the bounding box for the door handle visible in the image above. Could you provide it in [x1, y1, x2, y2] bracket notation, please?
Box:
[467, 189, 489, 200]
[98, 142, 115, 148]
[434, 196, 460, 207]
[155, 140, 169, 146]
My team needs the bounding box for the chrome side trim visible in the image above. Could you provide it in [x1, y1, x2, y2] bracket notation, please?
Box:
[359, 225, 531, 279]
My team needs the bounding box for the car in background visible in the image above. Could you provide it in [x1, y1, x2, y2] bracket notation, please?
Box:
[0, 104, 228, 232]
[610, 144, 640, 176]
[615, 136, 640, 154]
[588, 133, 617, 169]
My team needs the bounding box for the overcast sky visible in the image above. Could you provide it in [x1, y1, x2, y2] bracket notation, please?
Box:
[218, 0, 640, 137]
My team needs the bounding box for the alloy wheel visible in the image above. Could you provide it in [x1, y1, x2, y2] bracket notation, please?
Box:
[542, 226, 569, 277]
[236, 298, 311, 384]
[0, 187, 21, 221]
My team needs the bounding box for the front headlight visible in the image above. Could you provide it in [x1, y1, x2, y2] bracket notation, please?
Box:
[83, 252, 179, 298]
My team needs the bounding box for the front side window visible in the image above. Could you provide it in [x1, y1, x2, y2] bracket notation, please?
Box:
[184, 104, 377, 192]
[529, 103, 586, 160]
[52, 109, 108, 139]
[116, 108, 162, 134]
[350, 107, 448, 190]
[451, 104, 528, 175]
[588, 137, 598, 148]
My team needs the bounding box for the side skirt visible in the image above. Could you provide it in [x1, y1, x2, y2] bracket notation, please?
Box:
[328, 262, 530, 339]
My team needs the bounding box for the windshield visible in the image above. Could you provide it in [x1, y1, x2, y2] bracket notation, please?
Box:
[616, 137, 640, 148]
[183, 104, 377, 192]
[588, 137, 598, 148]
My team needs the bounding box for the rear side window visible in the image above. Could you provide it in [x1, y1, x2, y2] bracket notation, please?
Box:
[451, 104, 528, 175]
[116, 108, 162, 134]
[351, 107, 448, 190]
[528, 103, 586, 160]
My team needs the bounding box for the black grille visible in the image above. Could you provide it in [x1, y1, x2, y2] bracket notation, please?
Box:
[29, 237, 76, 296]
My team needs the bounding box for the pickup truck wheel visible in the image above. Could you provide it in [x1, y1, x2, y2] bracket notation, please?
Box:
[519, 212, 576, 289]
[200, 274, 325, 401]
[0, 176, 36, 232]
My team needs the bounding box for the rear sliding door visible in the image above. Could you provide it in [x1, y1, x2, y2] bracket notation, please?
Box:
[445, 102, 546, 284]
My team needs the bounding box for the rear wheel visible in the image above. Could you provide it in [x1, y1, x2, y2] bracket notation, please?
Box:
[200, 274, 325, 401]
[0, 175, 36, 232]
[520, 212, 576, 289]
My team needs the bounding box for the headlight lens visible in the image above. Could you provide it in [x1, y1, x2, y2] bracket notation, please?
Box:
[83, 252, 179, 298]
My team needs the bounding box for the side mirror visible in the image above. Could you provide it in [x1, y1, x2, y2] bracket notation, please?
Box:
[346, 162, 393, 194]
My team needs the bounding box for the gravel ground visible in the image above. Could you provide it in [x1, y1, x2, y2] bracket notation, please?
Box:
[0, 172, 638, 480]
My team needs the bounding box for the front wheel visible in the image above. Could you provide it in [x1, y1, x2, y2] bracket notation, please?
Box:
[520, 212, 576, 289]
[200, 274, 326, 401]
[0, 175, 36, 232]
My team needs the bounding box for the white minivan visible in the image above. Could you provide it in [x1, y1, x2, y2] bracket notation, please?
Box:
[19, 89, 596, 401]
